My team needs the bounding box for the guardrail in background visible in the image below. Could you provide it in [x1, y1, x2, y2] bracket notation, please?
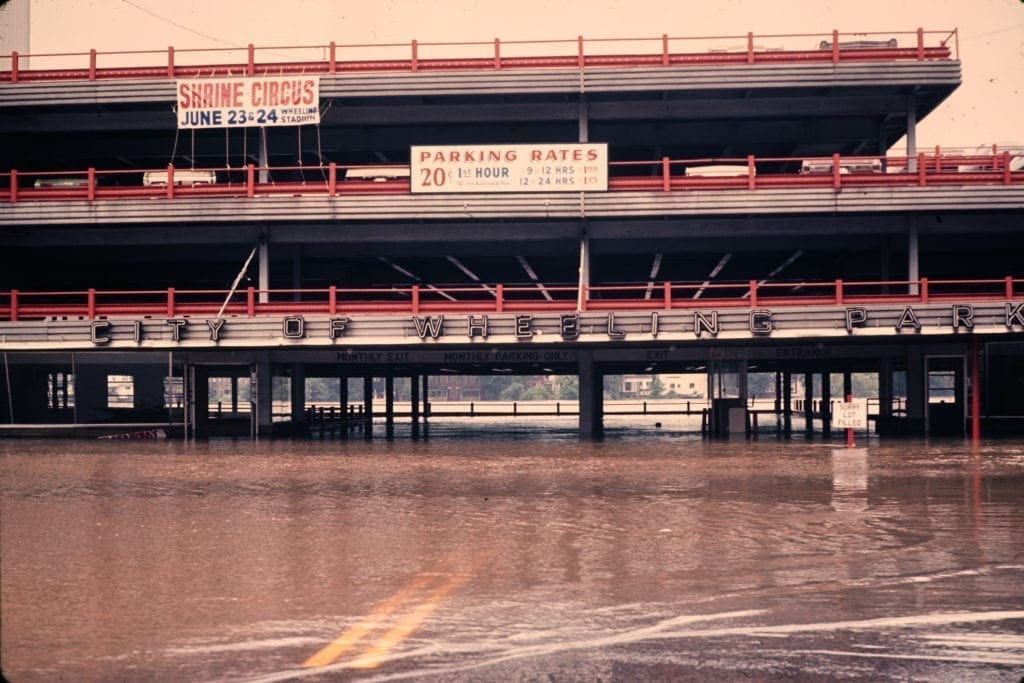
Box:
[0, 28, 957, 84]
[1, 277, 1018, 322]
[2, 148, 1021, 204]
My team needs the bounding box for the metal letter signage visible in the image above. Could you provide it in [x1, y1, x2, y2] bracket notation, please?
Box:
[176, 77, 320, 129]
[410, 143, 608, 193]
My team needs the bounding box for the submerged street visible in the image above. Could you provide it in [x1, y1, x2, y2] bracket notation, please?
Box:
[2, 431, 1022, 681]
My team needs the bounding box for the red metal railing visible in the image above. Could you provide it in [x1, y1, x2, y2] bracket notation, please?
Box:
[2, 149, 1021, 204]
[0, 29, 957, 84]
[1, 277, 1017, 322]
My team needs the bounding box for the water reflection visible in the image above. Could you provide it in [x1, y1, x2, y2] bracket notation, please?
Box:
[1, 434, 1022, 681]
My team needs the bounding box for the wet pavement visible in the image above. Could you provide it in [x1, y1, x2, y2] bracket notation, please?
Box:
[1, 429, 1023, 681]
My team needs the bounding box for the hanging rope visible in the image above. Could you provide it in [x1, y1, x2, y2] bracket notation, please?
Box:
[169, 111, 180, 166]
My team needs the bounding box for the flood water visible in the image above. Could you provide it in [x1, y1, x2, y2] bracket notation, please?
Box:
[2, 425, 1023, 681]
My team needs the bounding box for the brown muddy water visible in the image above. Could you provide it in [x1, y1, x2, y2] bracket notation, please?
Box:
[1, 426, 1023, 681]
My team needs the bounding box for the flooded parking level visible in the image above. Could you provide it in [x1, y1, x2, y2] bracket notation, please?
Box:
[1, 431, 1023, 681]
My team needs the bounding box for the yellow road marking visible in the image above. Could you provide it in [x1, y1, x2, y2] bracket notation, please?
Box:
[348, 574, 467, 669]
[302, 552, 492, 670]
[301, 573, 438, 668]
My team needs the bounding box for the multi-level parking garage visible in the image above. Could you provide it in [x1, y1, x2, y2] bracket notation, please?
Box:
[1, 28, 1022, 438]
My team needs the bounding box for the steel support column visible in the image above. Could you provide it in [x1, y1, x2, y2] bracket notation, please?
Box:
[804, 372, 814, 438]
[385, 375, 395, 440]
[363, 376, 374, 440]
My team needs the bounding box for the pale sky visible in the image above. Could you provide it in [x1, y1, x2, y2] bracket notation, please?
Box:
[24, 0, 1024, 149]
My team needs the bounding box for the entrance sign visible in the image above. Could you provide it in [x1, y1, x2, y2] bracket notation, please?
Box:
[176, 77, 320, 129]
[833, 400, 868, 429]
[411, 143, 608, 193]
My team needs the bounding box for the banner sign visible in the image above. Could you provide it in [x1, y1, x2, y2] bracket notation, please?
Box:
[410, 143, 608, 193]
[176, 76, 320, 129]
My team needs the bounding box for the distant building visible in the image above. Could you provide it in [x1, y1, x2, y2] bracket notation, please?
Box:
[620, 374, 706, 399]
[0, 0, 30, 69]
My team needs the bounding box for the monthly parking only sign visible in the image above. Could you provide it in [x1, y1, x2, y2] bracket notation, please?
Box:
[833, 400, 868, 430]
[177, 76, 320, 129]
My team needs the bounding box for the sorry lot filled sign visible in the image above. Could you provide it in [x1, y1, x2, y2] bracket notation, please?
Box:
[411, 143, 608, 193]
[176, 77, 320, 129]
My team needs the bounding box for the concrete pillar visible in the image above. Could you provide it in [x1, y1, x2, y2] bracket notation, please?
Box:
[906, 95, 917, 171]
[577, 229, 590, 312]
[908, 221, 920, 296]
[192, 365, 209, 439]
[257, 129, 270, 295]
[385, 375, 395, 440]
[258, 239, 269, 304]
[821, 372, 831, 438]
[363, 376, 374, 440]
[879, 357, 893, 419]
[578, 350, 603, 438]
[906, 347, 926, 434]
[421, 375, 430, 420]
[253, 353, 272, 437]
[410, 373, 420, 437]
[804, 372, 814, 438]
[338, 374, 348, 438]
[290, 365, 305, 426]
[578, 94, 588, 143]
[774, 372, 782, 434]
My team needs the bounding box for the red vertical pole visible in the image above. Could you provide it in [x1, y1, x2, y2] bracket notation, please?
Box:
[166, 164, 174, 199]
[833, 153, 842, 189]
[1003, 152, 1011, 184]
[835, 278, 843, 305]
[247, 44, 255, 76]
[496, 283, 504, 313]
[831, 30, 840, 63]
[917, 27, 925, 60]
[87, 168, 95, 201]
[577, 35, 584, 69]
[749, 280, 758, 307]
[661, 156, 670, 192]
[411, 40, 418, 71]
[747, 155, 756, 190]
[971, 336, 981, 442]
[87, 289, 96, 319]
[10, 169, 17, 203]
[661, 34, 669, 66]
[329, 285, 337, 315]
[494, 38, 501, 70]
[846, 393, 854, 447]
[1006, 276, 1014, 299]
[411, 285, 420, 314]
[918, 152, 927, 186]
[920, 277, 929, 302]
[246, 163, 255, 198]
[10, 51, 18, 84]
[329, 41, 336, 74]
[167, 46, 175, 78]
[664, 281, 672, 309]
[167, 288, 175, 317]
[10, 289, 18, 322]
[747, 31, 754, 64]
[89, 49, 97, 80]
[246, 286, 255, 317]
[328, 162, 336, 197]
